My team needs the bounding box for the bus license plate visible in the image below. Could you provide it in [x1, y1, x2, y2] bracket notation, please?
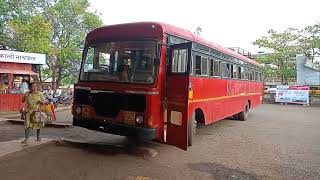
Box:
[123, 111, 135, 125]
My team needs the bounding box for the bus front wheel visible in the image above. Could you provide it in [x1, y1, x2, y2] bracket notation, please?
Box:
[188, 113, 196, 146]
[238, 103, 249, 121]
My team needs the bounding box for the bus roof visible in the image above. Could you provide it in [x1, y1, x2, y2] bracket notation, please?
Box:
[87, 22, 261, 67]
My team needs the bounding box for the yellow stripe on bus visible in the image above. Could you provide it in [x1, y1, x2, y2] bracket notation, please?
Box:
[190, 93, 262, 103]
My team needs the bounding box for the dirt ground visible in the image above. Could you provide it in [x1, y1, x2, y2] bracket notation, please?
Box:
[0, 104, 320, 180]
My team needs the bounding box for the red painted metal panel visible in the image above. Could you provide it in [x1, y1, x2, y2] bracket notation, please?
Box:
[166, 75, 189, 151]
[0, 94, 24, 112]
[188, 76, 263, 125]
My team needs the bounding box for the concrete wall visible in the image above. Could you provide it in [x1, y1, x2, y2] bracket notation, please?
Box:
[296, 55, 320, 86]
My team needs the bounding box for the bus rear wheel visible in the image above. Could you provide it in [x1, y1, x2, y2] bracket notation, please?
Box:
[238, 103, 249, 121]
[188, 113, 196, 146]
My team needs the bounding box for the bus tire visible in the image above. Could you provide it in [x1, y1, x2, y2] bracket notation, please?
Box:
[188, 113, 196, 146]
[238, 103, 249, 121]
[233, 114, 239, 120]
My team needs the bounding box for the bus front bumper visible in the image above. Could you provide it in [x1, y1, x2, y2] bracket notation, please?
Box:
[73, 117, 156, 140]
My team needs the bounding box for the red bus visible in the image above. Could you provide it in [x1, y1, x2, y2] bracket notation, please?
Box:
[72, 22, 263, 150]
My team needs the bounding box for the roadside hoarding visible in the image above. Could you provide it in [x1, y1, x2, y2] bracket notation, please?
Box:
[275, 85, 310, 105]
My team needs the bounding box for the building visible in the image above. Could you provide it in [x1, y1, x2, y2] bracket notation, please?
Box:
[0, 50, 46, 112]
[296, 55, 320, 86]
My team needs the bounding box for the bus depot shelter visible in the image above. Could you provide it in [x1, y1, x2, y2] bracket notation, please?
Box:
[0, 50, 46, 112]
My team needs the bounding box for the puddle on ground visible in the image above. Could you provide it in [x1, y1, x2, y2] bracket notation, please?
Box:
[189, 162, 259, 180]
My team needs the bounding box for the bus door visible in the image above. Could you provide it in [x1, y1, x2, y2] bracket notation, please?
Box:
[166, 42, 192, 150]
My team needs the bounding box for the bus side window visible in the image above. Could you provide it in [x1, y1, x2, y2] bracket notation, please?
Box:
[201, 57, 208, 76]
[251, 70, 255, 81]
[221, 62, 230, 78]
[209, 59, 214, 76]
[258, 72, 262, 82]
[226, 63, 231, 78]
[241, 67, 245, 80]
[255, 71, 259, 82]
[195, 55, 201, 75]
[232, 64, 237, 79]
[213, 60, 220, 77]
[249, 70, 254, 81]
[245, 68, 249, 80]
[237, 66, 241, 79]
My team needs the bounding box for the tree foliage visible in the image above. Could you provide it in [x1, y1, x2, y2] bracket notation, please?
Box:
[297, 23, 320, 62]
[0, 0, 39, 49]
[41, 0, 102, 88]
[254, 29, 298, 84]
[1, 0, 102, 88]
[254, 24, 320, 85]
[7, 15, 52, 54]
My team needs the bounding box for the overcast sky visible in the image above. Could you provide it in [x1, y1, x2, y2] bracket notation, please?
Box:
[90, 0, 320, 54]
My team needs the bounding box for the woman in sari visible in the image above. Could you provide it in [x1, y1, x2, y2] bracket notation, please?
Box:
[22, 82, 45, 143]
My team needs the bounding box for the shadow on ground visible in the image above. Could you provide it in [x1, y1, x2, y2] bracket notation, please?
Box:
[189, 162, 261, 180]
[57, 138, 160, 159]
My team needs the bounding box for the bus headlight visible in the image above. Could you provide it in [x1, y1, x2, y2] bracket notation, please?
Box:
[75, 107, 82, 115]
[135, 115, 144, 124]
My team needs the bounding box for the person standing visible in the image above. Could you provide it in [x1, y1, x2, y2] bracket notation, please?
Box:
[44, 85, 54, 104]
[20, 79, 29, 94]
[21, 82, 45, 143]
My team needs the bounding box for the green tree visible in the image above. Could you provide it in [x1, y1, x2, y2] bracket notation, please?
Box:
[253, 28, 299, 85]
[0, 0, 39, 49]
[41, 0, 102, 88]
[2, 0, 102, 88]
[7, 15, 52, 54]
[254, 55, 275, 82]
[298, 23, 320, 62]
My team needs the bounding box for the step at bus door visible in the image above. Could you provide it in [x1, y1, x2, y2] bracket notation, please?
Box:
[166, 42, 192, 151]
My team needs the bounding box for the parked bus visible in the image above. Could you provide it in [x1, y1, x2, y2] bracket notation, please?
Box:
[72, 22, 263, 150]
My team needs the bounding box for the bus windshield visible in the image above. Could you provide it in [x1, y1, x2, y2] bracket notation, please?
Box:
[80, 41, 158, 84]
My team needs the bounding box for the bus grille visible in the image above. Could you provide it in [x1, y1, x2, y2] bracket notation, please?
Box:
[74, 89, 146, 117]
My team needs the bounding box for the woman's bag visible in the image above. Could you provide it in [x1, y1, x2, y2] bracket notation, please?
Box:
[40, 104, 54, 124]
[30, 110, 46, 123]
